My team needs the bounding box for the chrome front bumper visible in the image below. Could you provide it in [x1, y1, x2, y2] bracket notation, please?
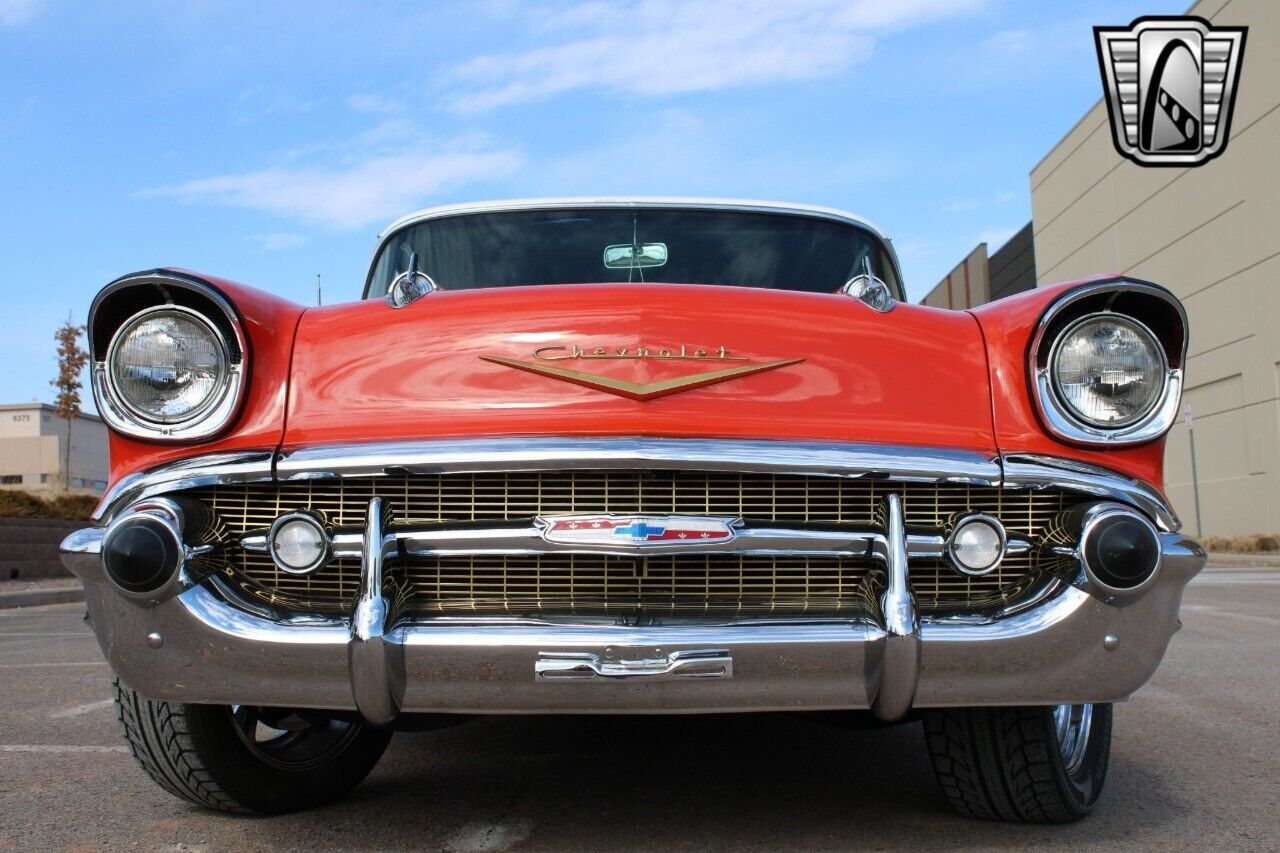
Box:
[62, 439, 1206, 723]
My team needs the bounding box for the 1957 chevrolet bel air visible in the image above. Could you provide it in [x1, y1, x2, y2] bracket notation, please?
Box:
[62, 198, 1203, 821]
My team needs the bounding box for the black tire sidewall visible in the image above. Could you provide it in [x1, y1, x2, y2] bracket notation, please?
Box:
[188, 704, 392, 814]
[1047, 702, 1113, 816]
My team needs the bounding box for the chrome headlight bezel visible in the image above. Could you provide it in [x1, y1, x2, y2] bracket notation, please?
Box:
[1029, 280, 1186, 446]
[93, 293, 247, 442]
[1047, 313, 1169, 429]
[1024, 281, 1182, 448]
[106, 306, 231, 425]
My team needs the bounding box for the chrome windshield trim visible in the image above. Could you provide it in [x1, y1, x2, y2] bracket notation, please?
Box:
[277, 438, 1000, 485]
[93, 450, 275, 525]
[365, 196, 904, 300]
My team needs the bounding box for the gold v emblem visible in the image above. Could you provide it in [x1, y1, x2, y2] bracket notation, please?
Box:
[480, 356, 804, 401]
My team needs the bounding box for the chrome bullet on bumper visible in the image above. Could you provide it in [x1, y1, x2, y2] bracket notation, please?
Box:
[61, 490, 1205, 726]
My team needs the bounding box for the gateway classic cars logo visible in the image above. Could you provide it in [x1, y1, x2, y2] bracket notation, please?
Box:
[481, 344, 803, 401]
[1095, 16, 1246, 167]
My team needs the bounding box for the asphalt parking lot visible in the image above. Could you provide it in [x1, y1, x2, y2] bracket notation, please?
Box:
[1, 565, 1276, 852]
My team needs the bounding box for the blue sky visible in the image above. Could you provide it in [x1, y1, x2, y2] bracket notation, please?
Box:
[0, 0, 1181, 410]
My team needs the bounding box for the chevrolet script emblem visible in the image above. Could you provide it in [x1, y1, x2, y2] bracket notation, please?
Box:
[481, 344, 803, 401]
[1095, 16, 1246, 167]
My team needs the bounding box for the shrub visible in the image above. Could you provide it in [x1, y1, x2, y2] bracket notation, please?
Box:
[1200, 534, 1280, 554]
[0, 489, 98, 520]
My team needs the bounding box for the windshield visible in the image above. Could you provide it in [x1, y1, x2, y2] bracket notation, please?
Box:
[365, 208, 901, 298]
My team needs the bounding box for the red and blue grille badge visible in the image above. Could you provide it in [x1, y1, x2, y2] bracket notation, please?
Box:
[539, 515, 737, 547]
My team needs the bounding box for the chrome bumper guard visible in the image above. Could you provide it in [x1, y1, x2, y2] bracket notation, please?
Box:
[62, 485, 1205, 724]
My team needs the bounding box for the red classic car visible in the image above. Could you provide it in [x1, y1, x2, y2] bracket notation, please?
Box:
[62, 198, 1203, 821]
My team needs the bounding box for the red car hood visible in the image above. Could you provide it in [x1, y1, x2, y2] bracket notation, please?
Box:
[283, 284, 996, 453]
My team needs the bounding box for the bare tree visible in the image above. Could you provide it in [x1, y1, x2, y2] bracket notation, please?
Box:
[51, 315, 90, 491]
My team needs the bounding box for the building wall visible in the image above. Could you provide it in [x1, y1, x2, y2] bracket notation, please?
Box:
[921, 243, 990, 309]
[0, 405, 108, 493]
[1029, 0, 1277, 535]
[988, 223, 1037, 302]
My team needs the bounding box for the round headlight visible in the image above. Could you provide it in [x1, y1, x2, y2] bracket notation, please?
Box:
[1050, 315, 1166, 428]
[108, 308, 229, 424]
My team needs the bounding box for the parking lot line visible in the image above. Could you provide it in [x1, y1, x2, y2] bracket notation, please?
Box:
[0, 627, 93, 635]
[0, 745, 128, 753]
[0, 661, 108, 668]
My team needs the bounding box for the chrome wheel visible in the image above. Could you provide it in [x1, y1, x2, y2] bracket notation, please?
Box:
[229, 706, 361, 771]
[1052, 702, 1095, 776]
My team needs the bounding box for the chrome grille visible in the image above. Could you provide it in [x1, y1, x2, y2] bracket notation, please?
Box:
[191, 471, 1078, 616]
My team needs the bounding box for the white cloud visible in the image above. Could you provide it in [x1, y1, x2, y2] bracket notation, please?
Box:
[941, 198, 980, 213]
[250, 232, 310, 251]
[447, 0, 985, 112]
[981, 29, 1035, 54]
[139, 133, 523, 231]
[0, 0, 37, 26]
[234, 87, 314, 124]
[346, 93, 405, 115]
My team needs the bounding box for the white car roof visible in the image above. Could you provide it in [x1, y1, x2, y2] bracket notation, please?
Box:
[377, 197, 893, 244]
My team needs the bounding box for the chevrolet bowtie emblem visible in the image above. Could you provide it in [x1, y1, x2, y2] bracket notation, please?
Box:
[480, 352, 804, 401]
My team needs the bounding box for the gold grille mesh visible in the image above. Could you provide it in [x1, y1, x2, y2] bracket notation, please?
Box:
[190, 472, 1076, 617]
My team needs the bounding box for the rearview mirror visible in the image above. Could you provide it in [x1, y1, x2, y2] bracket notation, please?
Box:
[603, 242, 668, 269]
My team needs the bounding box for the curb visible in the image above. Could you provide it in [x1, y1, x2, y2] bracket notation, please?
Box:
[0, 586, 85, 610]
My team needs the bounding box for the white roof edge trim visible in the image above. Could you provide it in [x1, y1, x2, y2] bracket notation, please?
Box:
[376, 197, 892, 243]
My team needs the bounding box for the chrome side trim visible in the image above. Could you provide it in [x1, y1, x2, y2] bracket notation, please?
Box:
[94, 450, 275, 525]
[871, 494, 919, 721]
[1001, 452, 1180, 531]
[349, 498, 401, 725]
[96, 439, 1182, 535]
[277, 438, 1001, 486]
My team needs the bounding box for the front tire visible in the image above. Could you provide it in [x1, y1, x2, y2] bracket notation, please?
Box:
[113, 678, 391, 814]
[922, 703, 1112, 823]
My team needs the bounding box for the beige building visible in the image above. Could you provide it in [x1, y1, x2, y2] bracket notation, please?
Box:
[0, 404, 108, 494]
[921, 244, 990, 310]
[921, 223, 1038, 311]
[1029, 0, 1276, 536]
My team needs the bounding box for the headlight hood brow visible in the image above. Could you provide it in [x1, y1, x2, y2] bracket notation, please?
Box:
[1027, 276, 1188, 446]
[88, 269, 247, 362]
